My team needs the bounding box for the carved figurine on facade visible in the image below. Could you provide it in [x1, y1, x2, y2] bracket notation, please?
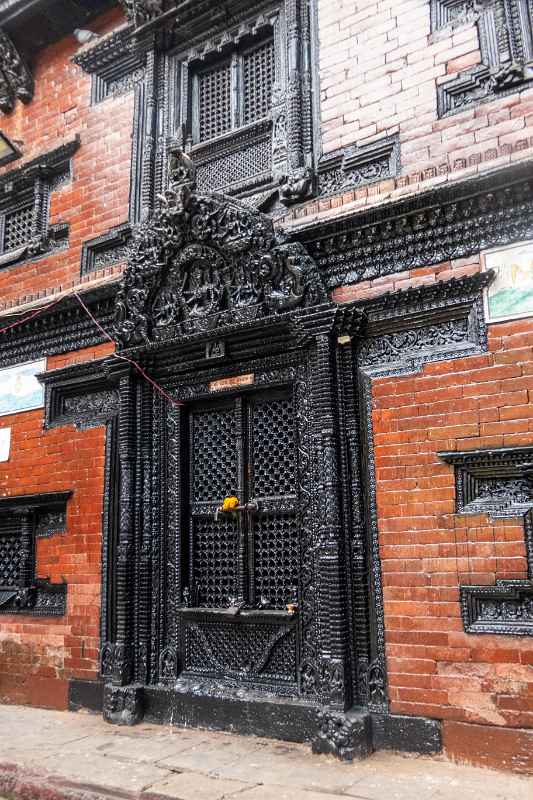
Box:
[0, 29, 34, 113]
[115, 149, 326, 347]
[119, 0, 165, 27]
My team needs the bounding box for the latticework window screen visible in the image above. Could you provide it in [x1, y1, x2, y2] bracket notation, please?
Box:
[0, 516, 22, 588]
[3, 204, 34, 252]
[198, 61, 232, 142]
[242, 39, 275, 126]
[195, 36, 275, 144]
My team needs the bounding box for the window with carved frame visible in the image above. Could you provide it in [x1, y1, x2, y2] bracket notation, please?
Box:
[0, 493, 70, 616]
[167, 0, 316, 206]
[172, 16, 279, 199]
[0, 194, 35, 258]
[434, 0, 533, 115]
[192, 35, 276, 145]
[0, 139, 78, 270]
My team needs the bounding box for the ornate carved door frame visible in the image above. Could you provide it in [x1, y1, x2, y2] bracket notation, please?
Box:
[98, 148, 465, 760]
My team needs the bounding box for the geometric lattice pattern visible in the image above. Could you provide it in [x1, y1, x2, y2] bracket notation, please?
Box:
[0, 524, 22, 587]
[192, 516, 239, 607]
[189, 390, 299, 612]
[196, 137, 271, 192]
[252, 397, 296, 497]
[192, 407, 237, 502]
[198, 62, 232, 142]
[185, 620, 296, 682]
[3, 205, 34, 252]
[243, 39, 275, 126]
[254, 514, 299, 610]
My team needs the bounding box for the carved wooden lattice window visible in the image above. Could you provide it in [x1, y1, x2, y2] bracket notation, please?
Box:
[197, 61, 232, 142]
[193, 36, 275, 145]
[0, 515, 23, 590]
[242, 39, 275, 126]
[0, 494, 69, 616]
[1, 203, 34, 253]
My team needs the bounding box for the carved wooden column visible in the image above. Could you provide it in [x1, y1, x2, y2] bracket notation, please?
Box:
[293, 309, 350, 695]
[295, 307, 372, 760]
[280, 0, 313, 203]
[102, 359, 143, 725]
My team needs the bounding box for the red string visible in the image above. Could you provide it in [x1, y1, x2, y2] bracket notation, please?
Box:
[73, 293, 183, 408]
[0, 293, 67, 336]
[0, 288, 183, 409]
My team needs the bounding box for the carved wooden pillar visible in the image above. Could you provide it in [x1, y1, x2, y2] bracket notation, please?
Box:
[294, 308, 350, 709]
[107, 360, 136, 688]
[141, 43, 157, 220]
[280, 0, 313, 203]
[285, 0, 304, 171]
[13, 507, 34, 591]
[32, 174, 48, 241]
[101, 360, 144, 725]
[295, 307, 372, 760]
[137, 377, 153, 685]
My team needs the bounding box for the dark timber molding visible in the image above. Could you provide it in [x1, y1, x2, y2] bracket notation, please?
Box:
[439, 446, 533, 636]
[80, 223, 132, 276]
[298, 160, 533, 290]
[439, 446, 533, 518]
[0, 282, 115, 370]
[73, 26, 146, 105]
[39, 359, 120, 430]
[318, 135, 400, 198]
[460, 577, 533, 635]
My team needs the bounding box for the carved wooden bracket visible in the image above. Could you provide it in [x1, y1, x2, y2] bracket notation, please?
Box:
[0, 27, 33, 113]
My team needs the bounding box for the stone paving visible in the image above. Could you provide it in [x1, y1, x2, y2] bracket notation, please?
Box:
[0, 705, 532, 800]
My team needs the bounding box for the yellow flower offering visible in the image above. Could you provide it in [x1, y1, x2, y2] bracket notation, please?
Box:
[222, 495, 239, 512]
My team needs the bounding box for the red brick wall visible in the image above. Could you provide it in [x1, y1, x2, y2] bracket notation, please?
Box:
[0, 5, 128, 707]
[0, 7, 132, 306]
[0, 343, 114, 709]
[312, 0, 533, 221]
[372, 309, 533, 732]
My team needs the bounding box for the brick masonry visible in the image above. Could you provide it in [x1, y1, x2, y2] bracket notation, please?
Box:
[0, 0, 531, 774]
[0, 6, 131, 307]
[0, 343, 113, 709]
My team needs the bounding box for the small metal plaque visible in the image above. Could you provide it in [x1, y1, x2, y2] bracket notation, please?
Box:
[209, 374, 254, 392]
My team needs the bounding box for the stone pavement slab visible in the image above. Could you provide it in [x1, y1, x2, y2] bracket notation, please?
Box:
[213, 742, 361, 793]
[0, 704, 532, 800]
[146, 772, 249, 800]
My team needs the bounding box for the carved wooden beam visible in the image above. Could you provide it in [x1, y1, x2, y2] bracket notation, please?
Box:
[0, 27, 33, 113]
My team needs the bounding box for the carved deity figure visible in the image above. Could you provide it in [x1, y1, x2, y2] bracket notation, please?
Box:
[180, 263, 222, 319]
[168, 145, 196, 188]
[0, 31, 33, 113]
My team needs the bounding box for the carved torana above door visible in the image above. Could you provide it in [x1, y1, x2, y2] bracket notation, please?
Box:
[115, 148, 326, 347]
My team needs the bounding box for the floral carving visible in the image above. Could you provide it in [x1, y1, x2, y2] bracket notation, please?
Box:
[115, 152, 325, 347]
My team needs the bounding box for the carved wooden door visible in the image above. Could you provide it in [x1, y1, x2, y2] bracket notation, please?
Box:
[179, 385, 300, 690]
